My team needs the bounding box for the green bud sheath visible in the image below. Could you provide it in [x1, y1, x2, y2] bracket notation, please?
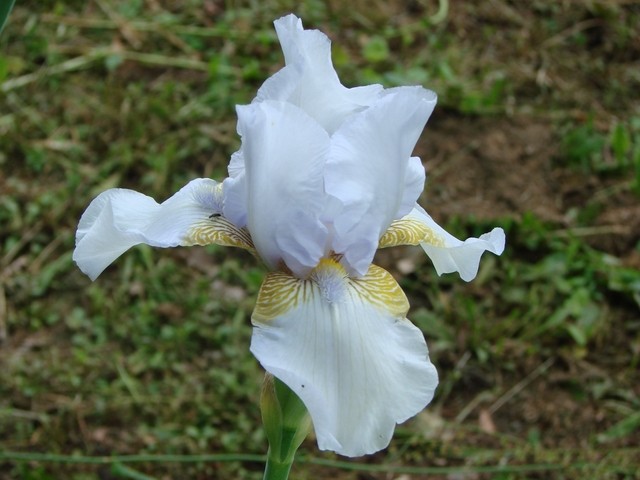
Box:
[261, 374, 311, 480]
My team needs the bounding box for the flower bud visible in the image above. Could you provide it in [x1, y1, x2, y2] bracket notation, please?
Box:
[260, 373, 311, 465]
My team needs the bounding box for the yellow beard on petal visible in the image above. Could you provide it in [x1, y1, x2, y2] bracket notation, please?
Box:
[310, 258, 349, 304]
[252, 258, 409, 323]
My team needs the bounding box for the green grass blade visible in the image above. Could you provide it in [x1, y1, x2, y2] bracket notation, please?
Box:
[111, 463, 158, 480]
[0, 0, 16, 34]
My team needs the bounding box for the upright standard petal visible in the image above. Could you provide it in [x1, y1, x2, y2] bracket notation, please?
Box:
[222, 173, 248, 228]
[73, 179, 253, 280]
[256, 14, 383, 134]
[379, 205, 506, 282]
[250, 259, 438, 457]
[237, 100, 330, 277]
[325, 87, 437, 276]
[398, 157, 427, 219]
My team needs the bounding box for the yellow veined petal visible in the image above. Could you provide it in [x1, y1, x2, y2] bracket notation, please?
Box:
[250, 259, 437, 457]
[253, 259, 409, 323]
[184, 215, 255, 253]
[380, 205, 505, 282]
[253, 271, 306, 322]
[74, 178, 236, 280]
[378, 215, 445, 248]
[349, 264, 409, 317]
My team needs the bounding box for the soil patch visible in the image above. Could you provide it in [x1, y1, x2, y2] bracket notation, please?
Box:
[417, 113, 640, 258]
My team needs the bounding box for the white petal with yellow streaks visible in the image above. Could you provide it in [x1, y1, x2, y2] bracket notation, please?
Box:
[73, 178, 251, 280]
[250, 260, 438, 457]
[381, 205, 505, 282]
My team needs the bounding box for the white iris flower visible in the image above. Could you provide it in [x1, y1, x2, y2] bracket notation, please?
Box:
[73, 15, 505, 457]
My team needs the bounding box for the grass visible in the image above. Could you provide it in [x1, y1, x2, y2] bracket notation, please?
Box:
[1, 1, 639, 479]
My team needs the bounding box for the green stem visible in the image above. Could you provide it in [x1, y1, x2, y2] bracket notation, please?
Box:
[263, 451, 293, 480]
[260, 375, 310, 480]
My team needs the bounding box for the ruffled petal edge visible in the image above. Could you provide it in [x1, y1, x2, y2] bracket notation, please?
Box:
[250, 260, 438, 456]
[379, 205, 505, 282]
[73, 178, 254, 280]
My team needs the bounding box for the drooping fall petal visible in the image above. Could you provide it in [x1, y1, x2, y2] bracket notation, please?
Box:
[250, 259, 438, 457]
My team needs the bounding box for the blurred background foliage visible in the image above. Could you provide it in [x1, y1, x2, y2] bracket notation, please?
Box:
[1, 1, 639, 479]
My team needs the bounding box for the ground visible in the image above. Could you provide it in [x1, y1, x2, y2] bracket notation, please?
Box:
[0, 1, 639, 479]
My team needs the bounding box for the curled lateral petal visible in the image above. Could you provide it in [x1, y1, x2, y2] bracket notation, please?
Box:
[379, 205, 506, 282]
[250, 259, 438, 457]
[73, 179, 253, 281]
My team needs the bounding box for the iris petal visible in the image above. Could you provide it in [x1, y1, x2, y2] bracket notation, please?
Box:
[256, 14, 383, 134]
[73, 179, 252, 280]
[237, 100, 330, 277]
[325, 87, 436, 276]
[398, 156, 427, 219]
[250, 260, 438, 457]
[380, 205, 506, 282]
[222, 173, 248, 228]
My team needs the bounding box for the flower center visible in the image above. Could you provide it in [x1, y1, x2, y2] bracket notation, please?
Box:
[310, 257, 348, 304]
